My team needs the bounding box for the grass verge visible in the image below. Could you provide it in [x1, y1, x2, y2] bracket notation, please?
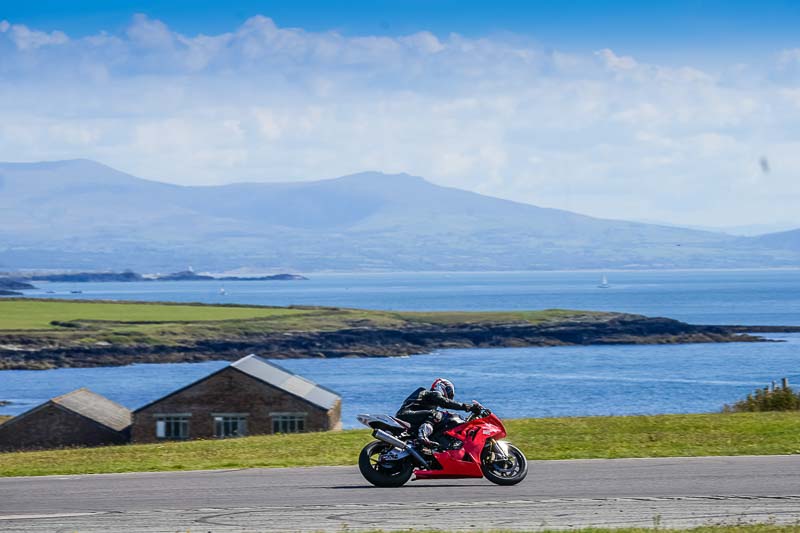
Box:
[356, 524, 800, 533]
[1, 412, 799, 477]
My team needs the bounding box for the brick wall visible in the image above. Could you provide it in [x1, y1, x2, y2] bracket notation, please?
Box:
[327, 397, 343, 431]
[0, 404, 129, 452]
[132, 367, 340, 443]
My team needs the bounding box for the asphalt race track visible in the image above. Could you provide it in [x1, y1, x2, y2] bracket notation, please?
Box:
[1, 455, 800, 532]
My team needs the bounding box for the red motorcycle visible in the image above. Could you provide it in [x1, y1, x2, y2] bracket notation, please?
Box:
[356, 405, 528, 487]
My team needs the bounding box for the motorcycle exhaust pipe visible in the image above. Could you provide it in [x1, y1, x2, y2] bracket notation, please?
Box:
[373, 429, 406, 449]
[373, 429, 428, 467]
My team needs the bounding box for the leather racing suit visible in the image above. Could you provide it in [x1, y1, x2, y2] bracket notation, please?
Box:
[395, 387, 475, 447]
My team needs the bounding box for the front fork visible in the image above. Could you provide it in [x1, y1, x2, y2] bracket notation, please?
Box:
[487, 438, 510, 460]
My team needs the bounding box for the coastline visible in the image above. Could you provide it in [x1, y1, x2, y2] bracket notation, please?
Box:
[0, 298, 770, 370]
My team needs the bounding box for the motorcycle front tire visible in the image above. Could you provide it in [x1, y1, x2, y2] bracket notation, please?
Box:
[358, 440, 415, 488]
[481, 442, 528, 485]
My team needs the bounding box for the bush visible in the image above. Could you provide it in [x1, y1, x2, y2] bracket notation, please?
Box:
[724, 382, 800, 412]
[50, 320, 84, 329]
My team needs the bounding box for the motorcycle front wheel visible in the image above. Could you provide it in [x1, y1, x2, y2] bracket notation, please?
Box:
[358, 440, 415, 487]
[481, 442, 528, 485]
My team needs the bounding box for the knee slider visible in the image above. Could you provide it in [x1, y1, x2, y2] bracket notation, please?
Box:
[418, 422, 434, 438]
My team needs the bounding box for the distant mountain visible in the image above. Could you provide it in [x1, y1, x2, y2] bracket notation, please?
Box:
[633, 219, 800, 237]
[0, 159, 798, 271]
[748, 229, 800, 250]
[717, 223, 800, 237]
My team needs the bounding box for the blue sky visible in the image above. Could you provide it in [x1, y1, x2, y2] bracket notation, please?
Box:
[6, 0, 800, 59]
[1, 1, 800, 228]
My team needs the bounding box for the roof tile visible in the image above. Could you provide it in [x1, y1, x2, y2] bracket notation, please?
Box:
[231, 355, 340, 410]
[52, 388, 132, 432]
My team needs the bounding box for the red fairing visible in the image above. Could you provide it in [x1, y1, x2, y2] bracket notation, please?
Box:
[414, 413, 507, 479]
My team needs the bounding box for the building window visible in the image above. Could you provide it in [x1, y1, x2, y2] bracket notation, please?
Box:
[213, 414, 248, 438]
[155, 415, 190, 440]
[271, 413, 306, 433]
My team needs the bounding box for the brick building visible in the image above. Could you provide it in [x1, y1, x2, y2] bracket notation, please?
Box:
[0, 388, 131, 452]
[131, 355, 341, 443]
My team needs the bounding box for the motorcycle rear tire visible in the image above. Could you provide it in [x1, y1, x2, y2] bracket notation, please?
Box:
[358, 441, 415, 488]
[481, 443, 528, 485]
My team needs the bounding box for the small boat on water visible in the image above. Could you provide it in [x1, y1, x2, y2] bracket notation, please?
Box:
[70, 290, 83, 294]
[219, 287, 227, 296]
[598, 275, 610, 289]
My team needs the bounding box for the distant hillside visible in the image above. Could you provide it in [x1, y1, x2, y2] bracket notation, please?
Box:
[748, 229, 800, 251]
[0, 159, 797, 271]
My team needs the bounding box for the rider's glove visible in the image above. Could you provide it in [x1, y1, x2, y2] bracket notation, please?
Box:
[469, 402, 483, 414]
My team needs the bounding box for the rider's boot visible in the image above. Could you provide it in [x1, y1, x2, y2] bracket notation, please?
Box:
[417, 422, 439, 451]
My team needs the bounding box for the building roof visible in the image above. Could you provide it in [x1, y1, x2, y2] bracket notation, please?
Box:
[51, 388, 132, 432]
[0, 388, 132, 434]
[134, 354, 341, 413]
[231, 355, 340, 410]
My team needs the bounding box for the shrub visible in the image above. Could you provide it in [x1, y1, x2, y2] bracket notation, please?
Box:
[724, 382, 800, 412]
[50, 320, 84, 329]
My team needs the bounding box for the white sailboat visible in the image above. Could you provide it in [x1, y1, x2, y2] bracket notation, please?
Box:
[598, 274, 610, 289]
[219, 287, 227, 296]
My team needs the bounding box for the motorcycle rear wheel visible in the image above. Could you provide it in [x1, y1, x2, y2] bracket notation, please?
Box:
[358, 440, 415, 487]
[481, 442, 528, 485]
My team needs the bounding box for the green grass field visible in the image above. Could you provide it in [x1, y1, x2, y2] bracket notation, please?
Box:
[397, 309, 604, 325]
[0, 298, 625, 370]
[0, 299, 310, 330]
[2, 412, 799, 477]
[0, 298, 590, 331]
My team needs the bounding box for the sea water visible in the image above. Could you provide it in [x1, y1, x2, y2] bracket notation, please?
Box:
[2, 269, 800, 426]
[21, 269, 800, 325]
[0, 335, 798, 427]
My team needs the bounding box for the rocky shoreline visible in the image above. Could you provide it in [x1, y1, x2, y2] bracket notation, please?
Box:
[718, 325, 800, 333]
[0, 313, 768, 370]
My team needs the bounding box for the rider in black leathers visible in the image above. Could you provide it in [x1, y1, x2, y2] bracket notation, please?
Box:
[395, 378, 480, 448]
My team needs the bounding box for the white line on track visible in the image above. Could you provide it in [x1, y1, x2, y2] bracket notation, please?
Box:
[0, 512, 103, 521]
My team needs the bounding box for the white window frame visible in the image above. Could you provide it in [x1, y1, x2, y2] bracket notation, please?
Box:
[154, 413, 191, 440]
[270, 412, 307, 434]
[212, 413, 249, 438]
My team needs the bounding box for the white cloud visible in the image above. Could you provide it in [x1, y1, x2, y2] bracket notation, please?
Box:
[0, 15, 799, 226]
[1, 21, 68, 50]
[595, 48, 638, 71]
[780, 88, 800, 108]
[127, 13, 174, 48]
[779, 48, 800, 66]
